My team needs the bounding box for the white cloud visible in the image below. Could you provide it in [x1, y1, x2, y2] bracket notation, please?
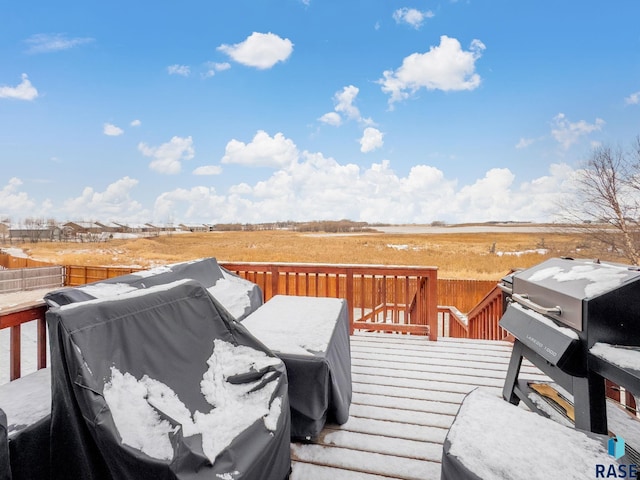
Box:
[217, 32, 293, 69]
[319, 112, 342, 126]
[360, 127, 384, 153]
[319, 85, 373, 129]
[393, 8, 434, 29]
[155, 186, 227, 221]
[0, 74, 38, 101]
[152, 146, 575, 225]
[63, 177, 147, 220]
[550, 113, 605, 150]
[193, 165, 223, 175]
[334, 85, 361, 120]
[378, 35, 486, 106]
[454, 168, 515, 221]
[25, 33, 93, 54]
[625, 91, 640, 105]
[221, 130, 299, 167]
[138, 136, 195, 174]
[167, 64, 191, 76]
[130, 119, 141, 127]
[0, 178, 36, 215]
[516, 137, 534, 149]
[202, 62, 232, 78]
[103, 123, 124, 136]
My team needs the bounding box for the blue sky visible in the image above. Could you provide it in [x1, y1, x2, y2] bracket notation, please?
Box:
[2, 0, 640, 226]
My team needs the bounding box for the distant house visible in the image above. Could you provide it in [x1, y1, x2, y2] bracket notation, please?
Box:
[151, 222, 177, 232]
[61, 221, 105, 242]
[96, 221, 125, 233]
[9, 224, 62, 242]
[63, 221, 102, 235]
[178, 223, 209, 233]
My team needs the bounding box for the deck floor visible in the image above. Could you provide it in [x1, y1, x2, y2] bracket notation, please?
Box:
[290, 332, 547, 480]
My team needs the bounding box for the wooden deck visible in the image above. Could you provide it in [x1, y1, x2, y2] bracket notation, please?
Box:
[1, 296, 548, 479]
[290, 332, 547, 480]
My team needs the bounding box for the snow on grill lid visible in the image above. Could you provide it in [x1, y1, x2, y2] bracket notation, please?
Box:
[520, 258, 637, 299]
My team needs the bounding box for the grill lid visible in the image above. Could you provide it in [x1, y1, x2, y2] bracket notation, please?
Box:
[514, 258, 640, 301]
[512, 258, 640, 332]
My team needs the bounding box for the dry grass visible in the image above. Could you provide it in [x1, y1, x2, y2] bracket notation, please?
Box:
[5, 229, 614, 280]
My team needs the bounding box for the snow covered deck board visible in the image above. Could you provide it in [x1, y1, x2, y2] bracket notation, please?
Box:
[290, 332, 544, 479]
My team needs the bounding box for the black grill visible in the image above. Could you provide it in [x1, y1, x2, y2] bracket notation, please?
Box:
[500, 257, 640, 435]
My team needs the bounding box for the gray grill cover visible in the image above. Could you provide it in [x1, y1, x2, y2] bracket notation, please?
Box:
[0, 409, 10, 480]
[47, 279, 290, 480]
[44, 257, 262, 321]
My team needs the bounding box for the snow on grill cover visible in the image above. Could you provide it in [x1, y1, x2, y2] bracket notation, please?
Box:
[46, 279, 291, 480]
[44, 257, 263, 321]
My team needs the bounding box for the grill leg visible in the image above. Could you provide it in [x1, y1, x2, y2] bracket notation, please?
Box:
[503, 340, 525, 405]
[573, 372, 608, 434]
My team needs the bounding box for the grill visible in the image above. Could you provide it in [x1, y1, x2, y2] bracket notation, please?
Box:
[499, 257, 640, 435]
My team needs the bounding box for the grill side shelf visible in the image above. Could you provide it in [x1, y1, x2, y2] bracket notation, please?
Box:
[589, 348, 640, 399]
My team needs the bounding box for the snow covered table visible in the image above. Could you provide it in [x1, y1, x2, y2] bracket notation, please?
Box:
[441, 388, 619, 480]
[242, 295, 352, 440]
[0, 367, 51, 480]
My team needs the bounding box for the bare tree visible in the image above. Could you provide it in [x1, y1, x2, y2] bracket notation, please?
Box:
[562, 137, 640, 264]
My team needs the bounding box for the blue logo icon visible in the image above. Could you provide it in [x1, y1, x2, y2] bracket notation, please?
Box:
[608, 435, 625, 460]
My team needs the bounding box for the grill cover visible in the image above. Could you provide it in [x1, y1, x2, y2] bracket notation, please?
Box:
[44, 257, 263, 321]
[242, 295, 352, 439]
[0, 409, 9, 480]
[47, 279, 290, 480]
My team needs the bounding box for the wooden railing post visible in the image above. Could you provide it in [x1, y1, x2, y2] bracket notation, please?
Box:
[270, 264, 279, 300]
[10, 325, 20, 381]
[428, 274, 438, 341]
[37, 316, 47, 369]
[346, 268, 354, 335]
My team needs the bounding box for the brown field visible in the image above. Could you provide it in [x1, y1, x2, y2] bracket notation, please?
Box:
[5, 228, 614, 280]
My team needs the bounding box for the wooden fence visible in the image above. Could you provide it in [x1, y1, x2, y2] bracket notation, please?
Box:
[0, 266, 65, 294]
[65, 265, 143, 286]
[437, 278, 497, 313]
[0, 253, 53, 269]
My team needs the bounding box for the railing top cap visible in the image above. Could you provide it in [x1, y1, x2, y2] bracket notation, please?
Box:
[219, 261, 438, 270]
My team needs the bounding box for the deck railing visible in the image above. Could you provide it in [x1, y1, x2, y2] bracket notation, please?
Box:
[1, 302, 48, 381]
[437, 305, 469, 338]
[67, 262, 439, 338]
[221, 262, 438, 338]
[438, 283, 507, 341]
[465, 284, 507, 340]
[2, 262, 439, 380]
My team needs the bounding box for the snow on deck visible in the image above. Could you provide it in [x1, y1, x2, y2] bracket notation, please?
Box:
[290, 332, 549, 479]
